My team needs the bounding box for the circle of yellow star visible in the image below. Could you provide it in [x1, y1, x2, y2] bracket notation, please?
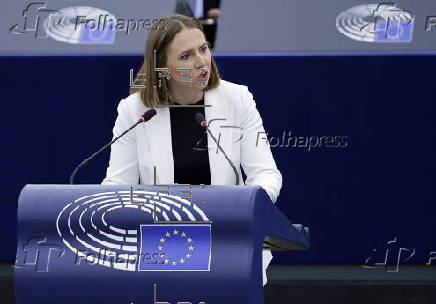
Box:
[157, 229, 196, 266]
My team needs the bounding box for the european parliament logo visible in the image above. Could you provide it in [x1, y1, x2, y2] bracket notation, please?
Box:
[47, 6, 116, 45]
[139, 224, 211, 271]
[336, 3, 414, 43]
[56, 190, 211, 271]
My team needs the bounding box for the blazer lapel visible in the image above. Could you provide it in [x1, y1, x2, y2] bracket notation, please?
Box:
[143, 106, 174, 184]
[205, 88, 234, 185]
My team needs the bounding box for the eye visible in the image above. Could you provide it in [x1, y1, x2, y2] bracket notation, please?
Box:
[180, 53, 189, 60]
[201, 45, 208, 52]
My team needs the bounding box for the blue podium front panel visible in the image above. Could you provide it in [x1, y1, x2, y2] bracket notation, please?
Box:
[15, 184, 309, 304]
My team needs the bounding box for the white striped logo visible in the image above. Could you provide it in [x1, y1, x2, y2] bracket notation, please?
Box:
[56, 190, 210, 271]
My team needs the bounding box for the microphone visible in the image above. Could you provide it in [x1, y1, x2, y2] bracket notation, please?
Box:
[69, 109, 157, 184]
[195, 113, 240, 186]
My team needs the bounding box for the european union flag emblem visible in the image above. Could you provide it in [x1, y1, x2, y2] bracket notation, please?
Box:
[375, 19, 413, 42]
[139, 224, 211, 271]
[80, 22, 116, 44]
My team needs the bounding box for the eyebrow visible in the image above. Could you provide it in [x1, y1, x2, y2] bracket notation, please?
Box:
[179, 43, 208, 56]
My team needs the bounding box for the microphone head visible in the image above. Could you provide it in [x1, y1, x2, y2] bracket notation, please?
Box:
[141, 109, 157, 122]
[195, 112, 206, 127]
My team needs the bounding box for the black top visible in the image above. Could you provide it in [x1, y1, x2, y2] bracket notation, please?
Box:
[169, 98, 211, 185]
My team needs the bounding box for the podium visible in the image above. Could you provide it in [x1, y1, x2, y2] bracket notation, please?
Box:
[15, 184, 309, 304]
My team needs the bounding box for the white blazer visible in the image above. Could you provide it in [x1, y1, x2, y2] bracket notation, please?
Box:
[102, 79, 282, 285]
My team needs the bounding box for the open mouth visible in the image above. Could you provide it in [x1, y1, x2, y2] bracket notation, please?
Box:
[197, 70, 208, 80]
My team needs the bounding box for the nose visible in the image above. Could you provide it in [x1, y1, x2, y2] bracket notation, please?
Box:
[194, 52, 206, 69]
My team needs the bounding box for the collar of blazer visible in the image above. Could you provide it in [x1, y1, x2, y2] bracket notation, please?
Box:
[140, 85, 235, 186]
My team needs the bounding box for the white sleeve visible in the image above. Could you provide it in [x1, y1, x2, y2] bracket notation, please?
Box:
[239, 86, 283, 203]
[101, 98, 140, 185]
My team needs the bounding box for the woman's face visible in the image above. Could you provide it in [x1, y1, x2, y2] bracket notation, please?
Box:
[165, 27, 211, 97]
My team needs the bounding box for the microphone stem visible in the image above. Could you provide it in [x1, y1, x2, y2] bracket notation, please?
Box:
[204, 127, 240, 186]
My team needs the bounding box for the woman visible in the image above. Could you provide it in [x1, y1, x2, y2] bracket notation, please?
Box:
[102, 14, 282, 286]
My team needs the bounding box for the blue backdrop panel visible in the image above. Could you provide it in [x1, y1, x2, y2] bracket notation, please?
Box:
[1, 54, 436, 264]
[15, 184, 309, 304]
